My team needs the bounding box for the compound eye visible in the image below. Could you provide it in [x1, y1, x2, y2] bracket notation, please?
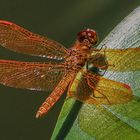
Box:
[77, 31, 87, 42]
[77, 29, 98, 45]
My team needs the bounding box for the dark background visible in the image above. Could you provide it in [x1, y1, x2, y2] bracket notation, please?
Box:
[0, 0, 139, 140]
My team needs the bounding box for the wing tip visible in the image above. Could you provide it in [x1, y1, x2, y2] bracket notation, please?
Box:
[0, 20, 13, 25]
[123, 83, 131, 90]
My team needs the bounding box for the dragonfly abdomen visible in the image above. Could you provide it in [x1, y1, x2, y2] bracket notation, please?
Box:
[36, 74, 73, 118]
[36, 87, 65, 118]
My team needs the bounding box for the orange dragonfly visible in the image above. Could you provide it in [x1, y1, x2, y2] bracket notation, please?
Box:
[0, 20, 139, 118]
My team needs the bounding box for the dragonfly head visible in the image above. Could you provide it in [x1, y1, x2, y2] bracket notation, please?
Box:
[77, 28, 98, 49]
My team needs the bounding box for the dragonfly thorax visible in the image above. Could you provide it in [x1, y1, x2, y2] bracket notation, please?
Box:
[65, 48, 89, 71]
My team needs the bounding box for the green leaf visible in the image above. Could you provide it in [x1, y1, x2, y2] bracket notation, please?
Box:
[51, 7, 140, 140]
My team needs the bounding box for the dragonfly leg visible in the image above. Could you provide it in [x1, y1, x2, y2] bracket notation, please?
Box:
[87, 78, 111, 105]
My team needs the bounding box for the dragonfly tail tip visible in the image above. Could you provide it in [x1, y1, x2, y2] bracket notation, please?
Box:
[35, 113, 40, 119]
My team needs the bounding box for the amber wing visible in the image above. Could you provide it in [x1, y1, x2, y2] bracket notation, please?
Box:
[0, 20, 67, 59]
[68, 70, 133, 105]
[0, 60, 65, 91]
[92, 48, 140, 72]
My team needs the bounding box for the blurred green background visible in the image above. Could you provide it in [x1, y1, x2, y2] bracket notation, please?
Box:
[0, 0, 139, 140]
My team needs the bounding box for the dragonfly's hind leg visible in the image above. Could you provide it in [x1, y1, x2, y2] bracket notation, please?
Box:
[87, 78, 111, 105]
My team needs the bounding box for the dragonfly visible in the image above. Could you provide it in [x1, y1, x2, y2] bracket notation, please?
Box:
[0, 19, 139, 118]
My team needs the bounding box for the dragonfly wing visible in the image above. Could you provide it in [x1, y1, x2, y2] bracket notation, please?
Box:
[68, 70, 133, 105]
[93, 48, 140, 71]
[0, 20, 67, 59]
[0, 60, 65, 91]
